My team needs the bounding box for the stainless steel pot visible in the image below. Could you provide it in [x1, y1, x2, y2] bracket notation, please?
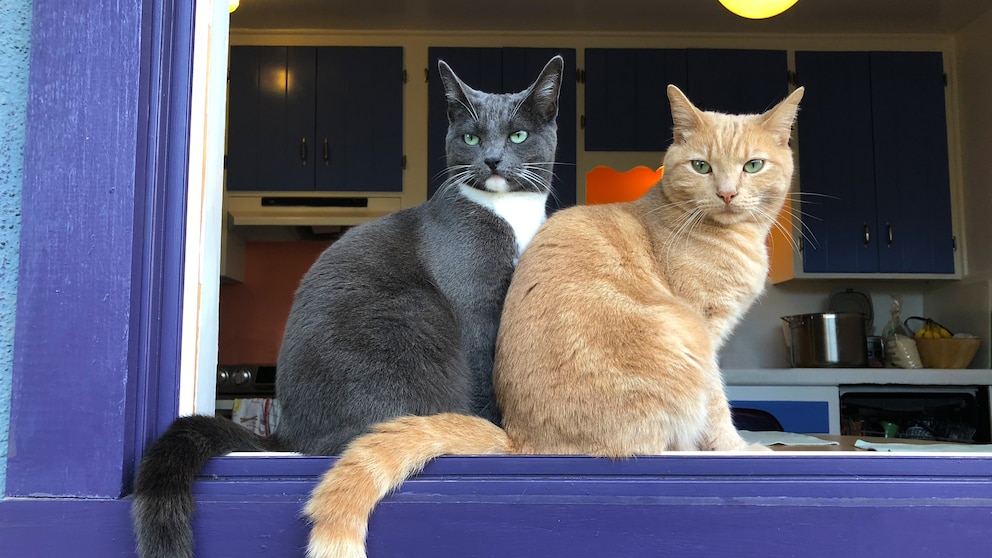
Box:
[781, 312, 868, 368]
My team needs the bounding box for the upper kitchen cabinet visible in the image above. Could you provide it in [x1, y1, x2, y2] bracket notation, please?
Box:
[584, 48, 788, 151]
[792, 51, 955, 277]
[426, 47, 577, 210]
[226, 46, 404, 192]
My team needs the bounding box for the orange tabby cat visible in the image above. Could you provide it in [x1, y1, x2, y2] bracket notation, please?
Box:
[304, 84, 804, 558]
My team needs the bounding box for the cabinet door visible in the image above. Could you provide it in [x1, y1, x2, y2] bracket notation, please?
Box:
[427, 47, 577, 209]
[870, 51, 954, 274]
[795, 50, 955, 275]
[583, 48, 787, 152]
[684, 49, 789, 115]
[795, 51, 880, 273]
[730, 400, 831, 434]
[314, 47, 403, 193]
[584, 48, 687, 152]
[227, 46, 316, 192]
[226, 46, 259, 191]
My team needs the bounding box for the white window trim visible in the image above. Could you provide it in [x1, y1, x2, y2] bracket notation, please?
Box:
[181, 0, 230, 416]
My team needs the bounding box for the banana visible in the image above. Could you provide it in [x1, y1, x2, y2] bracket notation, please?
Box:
[911, 317, 954, 339]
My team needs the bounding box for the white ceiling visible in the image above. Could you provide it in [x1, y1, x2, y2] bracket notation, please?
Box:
[230, 0, 992, 35]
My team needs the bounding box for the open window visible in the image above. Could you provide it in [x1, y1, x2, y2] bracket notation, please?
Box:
[5, 2, 992, 556]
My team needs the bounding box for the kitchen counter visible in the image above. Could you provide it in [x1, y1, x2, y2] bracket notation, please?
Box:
[724, 369, 992, 436]
[765, 433, 991, 452]
[724, 367, 992, 386]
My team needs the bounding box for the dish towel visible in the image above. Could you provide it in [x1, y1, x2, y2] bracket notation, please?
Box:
[739, 430, 840, 447]
[231, 397, 281, 436]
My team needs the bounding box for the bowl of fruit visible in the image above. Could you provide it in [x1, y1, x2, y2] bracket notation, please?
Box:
[904, 316, 982, 369]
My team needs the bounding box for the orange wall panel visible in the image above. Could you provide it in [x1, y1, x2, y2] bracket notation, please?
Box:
[218, 240, 331, 365]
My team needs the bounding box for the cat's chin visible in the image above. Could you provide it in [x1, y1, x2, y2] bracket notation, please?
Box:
[484, 175, 510, 193]
[705, 205, 771, 227]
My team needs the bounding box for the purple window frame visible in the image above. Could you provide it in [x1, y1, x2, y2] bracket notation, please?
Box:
[2, 1, 992, 556]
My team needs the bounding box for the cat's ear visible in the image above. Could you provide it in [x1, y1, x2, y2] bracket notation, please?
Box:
[438, 60, 477, 123]
[667, 85, 705, 143]
[523, 55, 564, 123]
[760, 86, 804, 146]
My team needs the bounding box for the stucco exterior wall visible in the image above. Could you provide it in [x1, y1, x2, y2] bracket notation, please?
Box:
[0, 0, 31, 495]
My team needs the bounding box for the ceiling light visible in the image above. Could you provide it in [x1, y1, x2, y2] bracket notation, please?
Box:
[719, 0, 799, 19]
[229, 0, 240, 13]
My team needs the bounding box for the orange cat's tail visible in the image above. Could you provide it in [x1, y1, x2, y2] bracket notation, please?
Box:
[304, 413, 512, 558]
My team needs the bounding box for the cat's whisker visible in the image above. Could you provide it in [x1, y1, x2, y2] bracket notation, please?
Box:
[452, 97, 480, 122]
[435, 165, 473, 190]
[508, 94, 528, 121]
[755, 206, 802, 254]
[782, 205, 823, 249]
[776, 206, 820, 250]
[663, 206, 702, 264]
[785, 191, 838, 200]
[435, 168, 475, 198]
[645, 198, 693, 218]
[518, 168, 555, 194]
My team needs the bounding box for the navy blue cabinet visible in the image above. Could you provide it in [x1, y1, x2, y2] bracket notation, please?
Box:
[427, 47, 577, 210]
[584, 48, 788, 151]
[795, 51, 954, 274]
[227, 46, 403, 192]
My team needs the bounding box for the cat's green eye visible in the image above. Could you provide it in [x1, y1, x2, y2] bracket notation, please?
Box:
[743, 159, 764, 173]
[509, 131, 528, 144]
[691, 160, 712, 174]
[463, 134, 480, 146]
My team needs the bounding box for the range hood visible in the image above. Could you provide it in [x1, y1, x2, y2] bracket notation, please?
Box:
[225, 192, 403, 228]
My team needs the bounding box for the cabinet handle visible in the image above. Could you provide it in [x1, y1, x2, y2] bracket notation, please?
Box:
[323, 138, 329, 164]
[887, 222, 893, 247]
[863, 223, 870, 247]
[300, 137, 307, 165]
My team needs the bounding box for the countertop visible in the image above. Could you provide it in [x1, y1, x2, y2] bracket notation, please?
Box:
[767, 434, 991, 452]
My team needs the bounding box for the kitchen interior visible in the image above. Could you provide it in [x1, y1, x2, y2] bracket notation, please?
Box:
[215, 0, 992, 446]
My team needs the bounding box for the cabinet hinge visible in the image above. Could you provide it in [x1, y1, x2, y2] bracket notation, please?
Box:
[424, 68, 430, 83]
[402, 69, 407, 84]
[787, 70, 799, 87]
[798, 236, 804, 253]
[402, 155, 407, 170]
[580, 114, 586, 130]
[943, 72, 948, 87]
[576, 68, 586, 84]
[952, 235, 957, 251]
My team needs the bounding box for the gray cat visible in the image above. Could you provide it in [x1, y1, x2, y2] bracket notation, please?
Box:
[131, 55, 564, 558]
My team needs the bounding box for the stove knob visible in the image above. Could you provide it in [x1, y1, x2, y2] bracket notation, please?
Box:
[217, 369, 230, 385]
[232, 368, 251, 385]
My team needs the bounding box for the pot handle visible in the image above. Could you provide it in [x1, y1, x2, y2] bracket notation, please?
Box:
[781, 316, 805, 328]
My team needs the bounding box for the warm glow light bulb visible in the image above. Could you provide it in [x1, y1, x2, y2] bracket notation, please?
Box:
[719, 0, 799, 19]
[229, 0, 240, 13]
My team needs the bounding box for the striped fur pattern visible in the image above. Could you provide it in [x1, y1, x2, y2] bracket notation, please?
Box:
[304, 85, 804, 557]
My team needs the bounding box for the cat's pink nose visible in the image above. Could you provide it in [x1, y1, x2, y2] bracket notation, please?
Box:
[718, 191, 737, 204]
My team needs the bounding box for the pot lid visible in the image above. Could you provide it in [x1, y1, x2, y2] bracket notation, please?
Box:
[828, 288, 874, 332]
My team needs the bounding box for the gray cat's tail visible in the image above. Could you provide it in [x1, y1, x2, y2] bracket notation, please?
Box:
[132, 414, 284, 558]
[304, 413, 511, 558]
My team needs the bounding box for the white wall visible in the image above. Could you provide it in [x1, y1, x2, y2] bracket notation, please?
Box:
[957, 6, 992, 279]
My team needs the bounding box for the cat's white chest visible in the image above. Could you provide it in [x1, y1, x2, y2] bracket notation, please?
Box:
[459, 185, 548, 260]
